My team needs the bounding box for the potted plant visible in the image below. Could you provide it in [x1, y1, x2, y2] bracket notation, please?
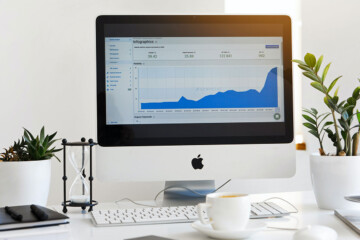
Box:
[293, 54, 360, 210]
[0, 127, 61, 206]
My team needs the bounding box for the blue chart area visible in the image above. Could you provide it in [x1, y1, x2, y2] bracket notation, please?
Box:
[141, 67, 278, 109]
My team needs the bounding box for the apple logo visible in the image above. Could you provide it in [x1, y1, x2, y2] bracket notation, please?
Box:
[192, 154, 204, 170]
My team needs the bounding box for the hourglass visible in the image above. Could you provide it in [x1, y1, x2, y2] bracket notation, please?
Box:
[61, 138, 98, 213]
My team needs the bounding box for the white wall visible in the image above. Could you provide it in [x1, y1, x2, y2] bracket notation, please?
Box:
[0, 0, 225, 205]
[301, 0, 360, 155]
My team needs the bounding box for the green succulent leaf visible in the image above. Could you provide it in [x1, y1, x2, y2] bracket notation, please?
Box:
[40, 127, 45, 143]
[14, 126, 62, 161]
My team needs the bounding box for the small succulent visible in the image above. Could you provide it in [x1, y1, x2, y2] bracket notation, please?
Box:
[12, 138, 30, 161]
[23, 126, 62, 161]
[0, 146, 16, 161]
[0, 126, 62, 162]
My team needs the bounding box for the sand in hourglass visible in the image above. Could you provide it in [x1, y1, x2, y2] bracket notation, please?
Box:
[71, 195, 90, 204]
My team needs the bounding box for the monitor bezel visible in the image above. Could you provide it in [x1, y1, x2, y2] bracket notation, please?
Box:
[96, 15, 293, 146]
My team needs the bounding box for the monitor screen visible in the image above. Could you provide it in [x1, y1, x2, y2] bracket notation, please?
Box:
[105, 37, 284, 125]
[96, 16, 293, 146]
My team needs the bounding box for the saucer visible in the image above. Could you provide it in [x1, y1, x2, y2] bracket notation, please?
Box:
[192, 221, 266, 240]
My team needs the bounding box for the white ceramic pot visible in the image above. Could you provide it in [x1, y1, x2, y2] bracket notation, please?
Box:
[0, 159, 51, 207]
[310, 153, 360, 210]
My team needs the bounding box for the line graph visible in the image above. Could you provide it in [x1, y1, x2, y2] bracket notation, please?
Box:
[138, 66, 279, 109]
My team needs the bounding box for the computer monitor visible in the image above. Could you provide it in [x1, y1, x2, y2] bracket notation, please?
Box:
[96, 15, 295, 203]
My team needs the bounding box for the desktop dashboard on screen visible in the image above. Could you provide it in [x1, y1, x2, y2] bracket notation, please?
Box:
[105, 37, 284, 125]
[97, 16, 293, 147]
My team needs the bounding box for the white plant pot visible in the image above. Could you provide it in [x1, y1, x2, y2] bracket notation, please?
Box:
[0, 159, 51, 207]
[310, 153, 360, 210]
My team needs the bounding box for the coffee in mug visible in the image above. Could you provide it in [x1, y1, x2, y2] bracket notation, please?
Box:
[197, 192, 250, 231]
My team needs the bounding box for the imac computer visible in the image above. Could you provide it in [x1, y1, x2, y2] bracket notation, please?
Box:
[96, 15, 295, 204]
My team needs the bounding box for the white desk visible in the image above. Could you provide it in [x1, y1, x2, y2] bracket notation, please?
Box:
[1, 191, 359, 240]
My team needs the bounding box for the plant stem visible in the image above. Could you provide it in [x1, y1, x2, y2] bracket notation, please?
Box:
[353, 133, 359, 155]
[346, 131, 351, 156]
[313, 69, 343, 155]
[315, 117, 324, 152]
[331, 109, 342, 155]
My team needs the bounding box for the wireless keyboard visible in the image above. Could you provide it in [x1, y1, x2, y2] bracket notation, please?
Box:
[91, 202, 290, 227]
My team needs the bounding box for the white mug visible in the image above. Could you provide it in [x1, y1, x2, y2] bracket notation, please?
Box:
[197, 192, 250, 231]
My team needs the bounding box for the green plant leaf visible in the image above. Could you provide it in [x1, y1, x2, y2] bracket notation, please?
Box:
[303, 108, 316, 117]
[338, 100, 346, 109]
[40, 126, 45, 143]
[347, 97, 356, 106]
[332, 96, 339, 104]
[318, 113, 331, 126]
[321, 63, 331, 82]
[324, 96, 331, 108]
[327, 76, 342, 93]
[321, 121, 334, 132]
[325, 128, 334, 136]
[302, 114, 316, 124]
[48, 132, 57, 141]
[303, 122, 317, 131]
[327, 98, 338, 110]
[334, 87, 340, 97]
[314, 55, 323, 73]
[340, 105, 355, 115]
[304, 53, 316, 68]
[309, 129, 319, 138]
[338, 118, 349, 130]
[298, 65, 313, 72]
[20, 127, 61, 161]
[311, 82, 326, 93]
[353, 87, 360, 100]
[303, 72, 320, 82]
[23, 128, 35, 141]
[310, 108, 318, 115]
[292, 59, 307, 65]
